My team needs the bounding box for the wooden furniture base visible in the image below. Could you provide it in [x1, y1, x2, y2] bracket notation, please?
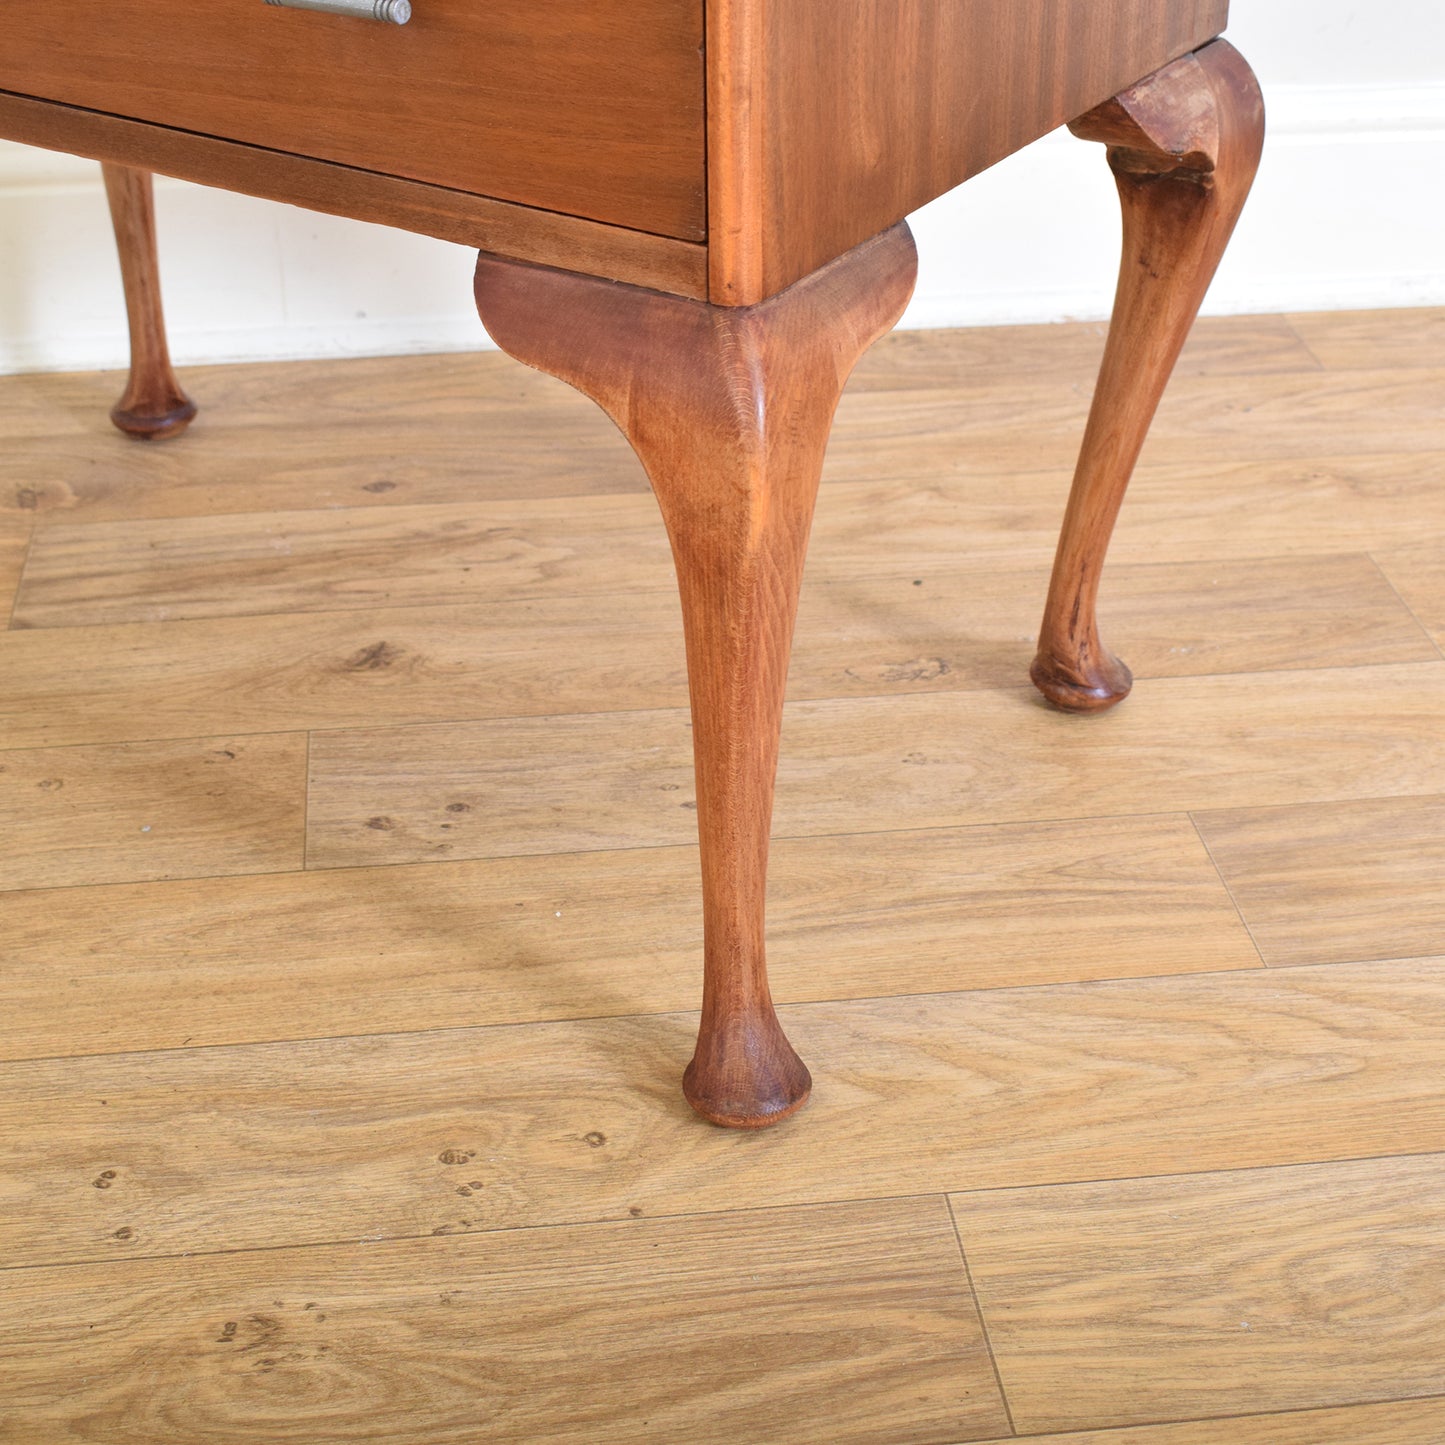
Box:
[7, 8, 1260, 1126]
[474, 225, 918, 1125]
[1031, 40, 1264, 712]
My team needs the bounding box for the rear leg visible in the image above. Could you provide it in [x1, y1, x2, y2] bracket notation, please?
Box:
[1031, 41, 1264, 711]
[102, 163, 197, 440]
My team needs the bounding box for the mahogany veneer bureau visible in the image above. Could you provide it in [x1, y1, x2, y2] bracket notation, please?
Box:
[0, 1, 1263, 1127]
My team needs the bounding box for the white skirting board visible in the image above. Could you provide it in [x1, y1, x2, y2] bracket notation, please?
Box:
[1, 79, 1442, 375]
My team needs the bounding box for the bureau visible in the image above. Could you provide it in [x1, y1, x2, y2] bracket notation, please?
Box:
[0, 1, 1263, 1128]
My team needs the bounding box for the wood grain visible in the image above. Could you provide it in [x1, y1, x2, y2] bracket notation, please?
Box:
[1015, 553, 1434, 682]
[0, 370, 92, 440]
[10, 494, 675, 629]
[4, 552, 1424, 751]
[0, 1196, 1008, 1445]
[1288, 307, 1445, 372]
[795, 554, 1430, 702]
[20, 440, 1445, 628]
[1, 959, 1441, 1267]
[0, 423, 643, 526]
[806, 452, 1445, 571]
[0, 815, 1255, 1063]
[1, 0, 705, 241]
[0, 94, 707, 299]
[305, 661, 1445, 868]
[708, 0, 1227, 300]
[0, 733, 305, 891]
[0, 598, 688, 749]
[11, 350, 1445, 625]
[845, 313, 1319, 393]
[952, 1154, 1445, 1432]
[827, 367, 1445, 478]
[1195, 795, 1445, 967]
[0, 317, 1316, 515]
[966, 1397, 1445, 1445]
[0, 361, 648, 523]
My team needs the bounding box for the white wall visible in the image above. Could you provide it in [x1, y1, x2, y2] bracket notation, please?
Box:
[1, 0, 1441, 373]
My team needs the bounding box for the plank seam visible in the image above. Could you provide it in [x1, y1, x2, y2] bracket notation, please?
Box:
[947, 1194, 1017, 1437]
[6, 1148, 1444, 1282]
[5, 519, 35, 630]
[1366, 550, 1445, 664]
[978, 1388, 1445, 1442]
[1186, 812, 1270, 969]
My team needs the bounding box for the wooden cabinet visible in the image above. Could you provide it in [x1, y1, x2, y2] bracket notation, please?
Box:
[1, 0, 1229, 303]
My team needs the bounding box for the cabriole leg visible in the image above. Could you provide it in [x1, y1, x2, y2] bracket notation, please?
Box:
[101, 163, 197, 440]
[1032, 40, 1264, 712]
[474, 225, 917, 1126]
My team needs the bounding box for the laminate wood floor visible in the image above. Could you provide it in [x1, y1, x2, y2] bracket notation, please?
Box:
[2, 308, 1443, 1444]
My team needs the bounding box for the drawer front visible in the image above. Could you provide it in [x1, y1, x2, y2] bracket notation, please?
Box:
[0, 0, 705, 240]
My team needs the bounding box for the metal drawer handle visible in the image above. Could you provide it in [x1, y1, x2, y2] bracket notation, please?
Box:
[263, 0, 411, 23]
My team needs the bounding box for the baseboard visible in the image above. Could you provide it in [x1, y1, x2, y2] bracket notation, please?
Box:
[2, 82, 1443, 374]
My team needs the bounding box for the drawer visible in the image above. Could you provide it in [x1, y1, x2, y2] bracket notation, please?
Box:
[0, 0, 705, 240]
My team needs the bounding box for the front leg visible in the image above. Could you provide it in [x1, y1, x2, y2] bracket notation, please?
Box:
[1032, 40, 1264, 712]
[475, 226, 916, 1126]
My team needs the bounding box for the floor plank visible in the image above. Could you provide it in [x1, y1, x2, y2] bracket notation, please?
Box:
[19, 447, 1445, 632]
[1, 959, 1440, 1269]
[952, 1154, 1445, 1433]
[793, 553, 1434, 701]
[0, 815, 1256, 1062]
[827, 367, 1445, 482]
[2, 552, 1429, 750]
[0, 318, 1317, 527]
[0, 370, 93, 440]
[0, 594, 690, 749]
[0, 405, 647, 527]
[304, 662, 1445, 869]
[1287, 308, 1445, 372]
[2, 310, 1444, 1436]
[1195, 795, 1445, 967]
[0, 354, 648, 523]
[9, 493, 674, 630]
[0, 1195, 1008, 1445]
[845, 313, 1320, 392]
[967, 1396, 1445, 1445]
[1, 318, 1436, 526]
[812, 452, 1445, 569]
[0, 733, 306, 891]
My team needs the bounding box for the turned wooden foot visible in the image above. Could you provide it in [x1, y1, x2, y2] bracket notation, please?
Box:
[475, 225, 917, 1126]
[1032, 40, 1264, 713]
[101, 163, 197, 441]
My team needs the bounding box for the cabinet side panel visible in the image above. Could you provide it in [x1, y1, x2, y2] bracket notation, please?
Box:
[716, 0, 1230, 303]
